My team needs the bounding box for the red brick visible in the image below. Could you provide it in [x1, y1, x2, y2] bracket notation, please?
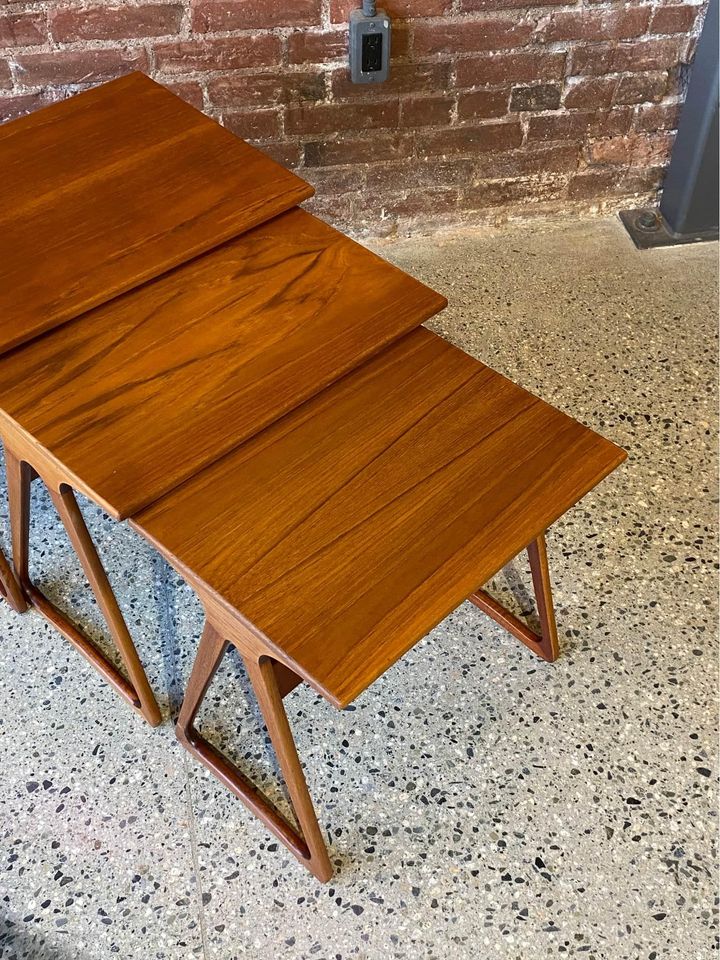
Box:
[259, 140, 302, 167]
[635, 101, 680, 132]
[400, 95, 454, 127]
[288, 29, 347, 64]
[613, 40, 682, 73]
[413, 19, 534, 56]
[457, 88, 509, 121]
[208, 71, 325, 108]
[330, 0, 451, 22]
[588, 131, 675, 166]
[0, 11, 47, 46]
[567, 168, 626, 199]
[527, 111, 595, 142]
[571, 39, 684, 76]
[473, 143, 579, 177]
[154, 35, 281, 74]
[51, 5, 182, 43]
[417, 121, 523, 157]
[304, 166, 366, 196]
[192, 0, 321, 32]
[614, 72, 668, 105]
[286, 99, 400, 135]
[456, 52, 566, 87]
[568, 165, 664, 202]
[613, 39, 686, 73]
[158, 79, 205, 110]
[0, 91, 52, 124]
[528, 107, 631, 142]
[462, 0, 565, 8]
[510, 83, 561, 111]
[222, 108, 281, 140]
[590, 106, 633, 137]
[564, 76, 617, 110]
[304, 132, 414, 166]
[568, 43, 615, 77]
[389, 21, 410, 59]
[460, 176, 566, 210]
[540, 8, 650, 43]
[622, 165, 665, 196]
[365, 158, 475, 191]
[356, 187, 459, 220]
[14, 48, 148, 86]
[650, 4, 699, 35]
[332, 61, 449, 98]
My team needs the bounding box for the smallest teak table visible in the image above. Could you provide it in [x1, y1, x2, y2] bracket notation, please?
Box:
[133, 327, 626, 881]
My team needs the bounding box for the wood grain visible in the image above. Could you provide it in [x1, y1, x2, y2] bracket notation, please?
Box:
[133, 327, 626, 709]
[0, 207, 446, 519]
[0, 71, 312, 355]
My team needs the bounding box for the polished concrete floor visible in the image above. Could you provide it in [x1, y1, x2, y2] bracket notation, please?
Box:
[0, 216, 716, 960]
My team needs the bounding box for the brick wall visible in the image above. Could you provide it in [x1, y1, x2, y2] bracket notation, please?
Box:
[0, 1, 707, 235]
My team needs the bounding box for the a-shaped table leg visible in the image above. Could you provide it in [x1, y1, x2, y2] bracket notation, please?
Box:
[469, 532, 559, 662]
[177, 621, 333, 882]
[5, 448, 161, 726]
[0, 545, 27, 613]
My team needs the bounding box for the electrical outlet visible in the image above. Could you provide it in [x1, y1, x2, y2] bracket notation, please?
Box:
[349, 4, 391, 84]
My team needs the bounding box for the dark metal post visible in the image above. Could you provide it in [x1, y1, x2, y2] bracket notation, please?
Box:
[620, 0, 719, 247]
[660, 0, 719, 237]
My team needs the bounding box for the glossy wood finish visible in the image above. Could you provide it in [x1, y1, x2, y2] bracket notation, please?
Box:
[177, 621, 332, 882]
[0, 208, 447, 520]
[5, 446, 161, 725]
[135, 327, 626, 709]
[0, 71, 312, 355]
[469, 532, 559, 662]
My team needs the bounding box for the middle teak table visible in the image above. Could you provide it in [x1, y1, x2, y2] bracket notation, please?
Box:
[0, 204, 447, 725]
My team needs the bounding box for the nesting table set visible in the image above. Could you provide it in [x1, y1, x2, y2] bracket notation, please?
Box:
[0, 73, 626, 881]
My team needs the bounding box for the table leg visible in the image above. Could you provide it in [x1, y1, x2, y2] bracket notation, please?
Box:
[0, 544, 27, 613]
[177, 621, 332, 882]
[5, 448, 161, 726]
[469, 531, 560, 662]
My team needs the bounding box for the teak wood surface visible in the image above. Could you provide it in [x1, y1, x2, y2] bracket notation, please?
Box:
[0, 208, 446, 520]
[134, 327, 627, 709]
[0, 71, 312, 356]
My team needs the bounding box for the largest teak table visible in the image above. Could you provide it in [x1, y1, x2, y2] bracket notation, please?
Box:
[0, 70, 312, 617]
[0, 74, 626, 880]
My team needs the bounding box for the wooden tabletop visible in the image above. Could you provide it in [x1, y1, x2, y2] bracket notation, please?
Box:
[0, 208, 446, 519]
[133, 327, 626, 709]
[0, 72, 312, 355]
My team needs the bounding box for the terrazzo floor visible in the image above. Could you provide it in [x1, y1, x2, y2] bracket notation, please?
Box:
[0, 215, 717, 960]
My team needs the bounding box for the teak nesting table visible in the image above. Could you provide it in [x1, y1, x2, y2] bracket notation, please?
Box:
[0, 73, 626, 881]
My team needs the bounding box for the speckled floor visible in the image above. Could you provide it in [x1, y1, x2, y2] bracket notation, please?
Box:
[0, 215, 717, 960]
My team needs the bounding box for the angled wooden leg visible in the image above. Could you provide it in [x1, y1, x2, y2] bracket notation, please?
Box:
[0, 545, 27, 613]
[2, 447, 30, 613]
[5, 448, 161, 726]
[469, 531, 559, 662]
[177, 622, 333, 882]
[526, 534, 559, 661]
